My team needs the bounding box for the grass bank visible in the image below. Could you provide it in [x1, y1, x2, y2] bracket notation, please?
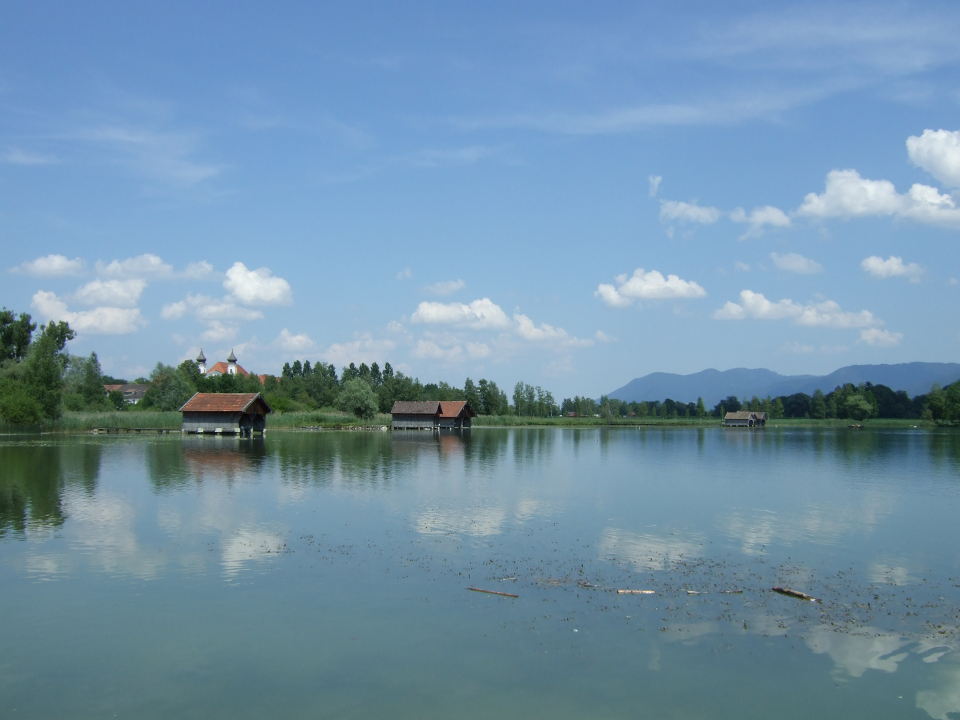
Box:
[8, 411, 936, 434]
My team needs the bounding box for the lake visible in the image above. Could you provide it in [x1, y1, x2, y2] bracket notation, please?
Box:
[1, 427, 959, 719]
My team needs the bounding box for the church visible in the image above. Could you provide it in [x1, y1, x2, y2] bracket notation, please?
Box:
[195, 349, 268, 384]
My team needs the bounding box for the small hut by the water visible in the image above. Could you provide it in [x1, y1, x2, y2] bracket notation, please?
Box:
[438, 400, 475, 430]
[722, 411, 766, 428]
[180, 392, 271, 436]
[391, 400, 475, 430]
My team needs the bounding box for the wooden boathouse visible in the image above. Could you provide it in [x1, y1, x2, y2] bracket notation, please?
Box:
[180, 392, 271, 436]
[391, 400, 475, 430]
[722, 411, 767, 428]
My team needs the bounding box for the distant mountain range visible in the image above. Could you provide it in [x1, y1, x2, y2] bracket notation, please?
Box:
[608, 363, 960, 406]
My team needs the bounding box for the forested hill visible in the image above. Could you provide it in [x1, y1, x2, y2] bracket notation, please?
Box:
[609, 363, 960, 406]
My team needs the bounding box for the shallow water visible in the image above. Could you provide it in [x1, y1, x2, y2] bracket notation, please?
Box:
[1, 427, 959, 718]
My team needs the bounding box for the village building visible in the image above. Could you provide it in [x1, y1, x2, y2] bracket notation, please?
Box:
[179, 392, 271, 436]
[391, 400, 475, 430]
[722, 411, 767, 428]
[196, 348, 269, 385]
[103, 383, 150, 405]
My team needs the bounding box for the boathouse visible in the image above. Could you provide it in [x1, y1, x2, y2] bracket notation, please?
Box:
[390, 400, 475, 430]
[722, 411, 767, 428]
[438, 400, 475, 430]
[180, 392, 271, 436]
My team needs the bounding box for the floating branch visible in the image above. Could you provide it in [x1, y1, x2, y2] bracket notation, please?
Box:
[467, 587, 519, 598]
[616, 589, 656, 595]
[772, 586, 820, 602]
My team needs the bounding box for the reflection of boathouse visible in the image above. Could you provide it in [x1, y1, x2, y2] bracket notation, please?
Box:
[180, 392, 271, 436]
[722, 411, 767, 428]
[391, 400, 475, 430]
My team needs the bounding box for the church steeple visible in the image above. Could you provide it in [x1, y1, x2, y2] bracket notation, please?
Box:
[196, 348, 207, 374]
[227, 348, 238, 374]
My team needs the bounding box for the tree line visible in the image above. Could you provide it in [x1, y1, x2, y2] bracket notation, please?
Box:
[565, 381, 960, 424]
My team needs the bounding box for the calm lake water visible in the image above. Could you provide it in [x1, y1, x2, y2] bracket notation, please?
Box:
[1, 427, 959, 719]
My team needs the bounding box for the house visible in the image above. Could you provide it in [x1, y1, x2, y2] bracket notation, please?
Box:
[390, 400, 476, 430]
[723, 411, 767, 428]
[438, 400, 475, 430]
[179, 392, 271, 436]
[103, 383, 150, 404]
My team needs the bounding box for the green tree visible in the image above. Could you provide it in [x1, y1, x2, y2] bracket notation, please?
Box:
[337, 378, 378, 420]
[810, 389, 827, 419]
[21, 321, 76, 421]
[843, 393, 875, 422]
[0, 308, 36, 362]
[141, 363, 194, 411]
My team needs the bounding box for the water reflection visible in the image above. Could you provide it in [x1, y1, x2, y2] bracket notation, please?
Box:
[0, 441, 101, 537]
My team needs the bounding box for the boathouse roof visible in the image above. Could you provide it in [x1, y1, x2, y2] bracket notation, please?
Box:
[179, 392, 272, 414]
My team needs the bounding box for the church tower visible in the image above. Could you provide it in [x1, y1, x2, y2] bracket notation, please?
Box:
[196, 348, 207, 374]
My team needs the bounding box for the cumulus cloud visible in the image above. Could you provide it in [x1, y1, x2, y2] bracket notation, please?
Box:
[797, 169, 960, 227]
[201, 321, 237, 343]
[182, 260, 214, 279]
[96, 253, 173, 278]
[595, 268, 706, 308]
[424, 278, 465, 296]
[906, 128, 960, 188]
[659, 199, 722, 224]
[411, 298, 510, 329]
[276, 328, 314, 352]
[32, 290, 144, 335]
[395, 267, 412, 280]
[861, 255, 923, 282]
[413, 339, 464, 362]
[11, 254, 84, 277]
[730, 205, 792, 236]
[513, 313, 590, 346]
[714, 289, 879, 328]
[770, 252, 823, 274]
[859, 328, 903, 347]
[161, 294, 263, 328]
[74, 279, 146, 307]
[320, 334, 397, 367]
[223, 262, 292, 306]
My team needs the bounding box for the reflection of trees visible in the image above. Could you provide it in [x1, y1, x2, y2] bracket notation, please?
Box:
[276, 432, 395, 488]
[511, 428, 555, 463]
[0, 441, 101, 536]
[462, 429, 508, 469]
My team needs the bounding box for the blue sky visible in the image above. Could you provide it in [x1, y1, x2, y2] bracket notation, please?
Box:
[3, 1, 959, 398]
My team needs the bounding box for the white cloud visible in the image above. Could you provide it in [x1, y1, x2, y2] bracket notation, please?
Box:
[276, 328, 315, 352]
[411, 298, 511, 329]
[730, 205, 791, 236]
[74, 279, 146, 307]
[413, 339, 464, 362]
[906, 128, 960, 188]
[31, 290, 144, 335]
[395, 267, 412, 280]
[798, 169, 960, 227]
[161, 300, 187, 320]
[465, 342, 491, 358]
[182, 260, 214, 279]
[201, 321, 237, 343]
[659, 199, 722, 224]
[861, 255, 923, 282]
[3, 147, 58, 166]
[770, 252, 822, 274]
[648, 175, 662, 198]
[513, 313, 587, 345]
[96, 253, 173, 279]
[320, 334, 397, 367]
[595, 268, 706, 307]
[11, 254, 84, 277]
[594, 330, 615, 343]
[859, 328, 903, 347]
[223, 262, 292, 306]
[798, 169, 902, 218]
[734, 261, 751, 272]
[424, 278, 465, 296]
[715, 289, 879, 328]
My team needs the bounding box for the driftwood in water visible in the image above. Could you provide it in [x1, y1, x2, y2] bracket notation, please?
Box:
[616, 589, 656, 595]
[772, 586, 820, 602]
[467, 587, 519, 598]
